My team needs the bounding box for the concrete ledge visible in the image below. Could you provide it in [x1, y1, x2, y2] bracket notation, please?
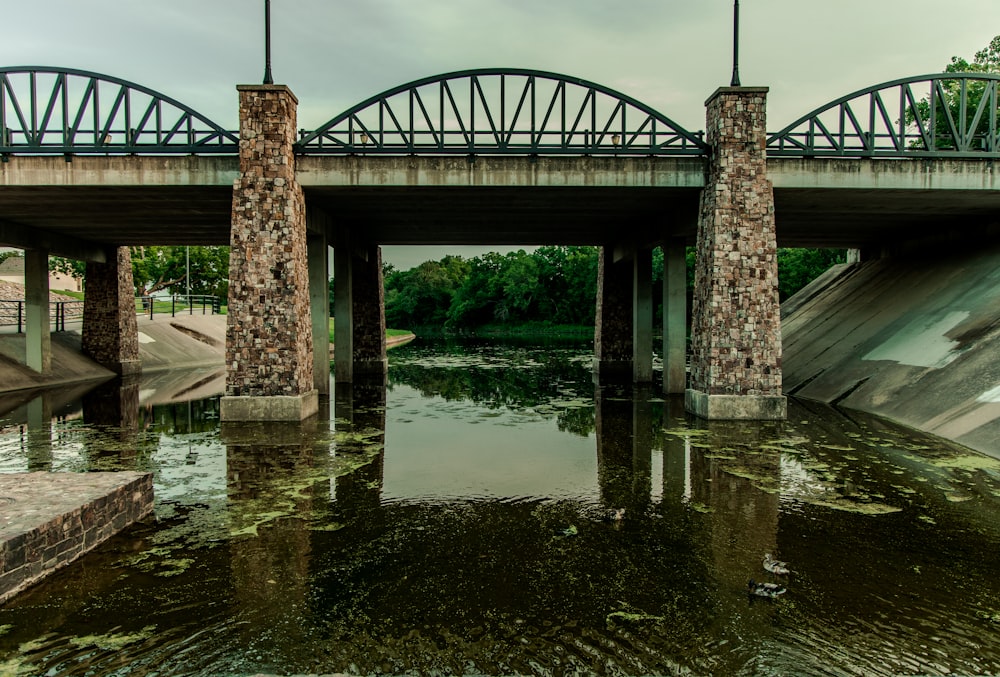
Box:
[0, 471, 154, 604]
[685, 389, 787, 420]
[220, 389, 319, 421]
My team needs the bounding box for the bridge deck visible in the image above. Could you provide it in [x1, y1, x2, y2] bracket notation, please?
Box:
[1, 156, 997, 254]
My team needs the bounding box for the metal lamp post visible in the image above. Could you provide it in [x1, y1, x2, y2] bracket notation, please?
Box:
[731, 0, 741, 87]
[263, 0, 274, 85]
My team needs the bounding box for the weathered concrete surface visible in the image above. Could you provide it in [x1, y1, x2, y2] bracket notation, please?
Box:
[0, 471, 153, 604]
[782, 243, 1000, 458]
[0, 314, 228, 395]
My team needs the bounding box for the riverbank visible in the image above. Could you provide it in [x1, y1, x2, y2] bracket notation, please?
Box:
[0, 313, 416, 396]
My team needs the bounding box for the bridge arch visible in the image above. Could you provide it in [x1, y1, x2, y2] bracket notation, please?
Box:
[0, 66, 238, 155]
[767, 73, 1000, 158]
[297, 68, 708, 156]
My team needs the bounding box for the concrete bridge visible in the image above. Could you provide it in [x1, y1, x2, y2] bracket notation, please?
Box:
[1, 67, 998, 421]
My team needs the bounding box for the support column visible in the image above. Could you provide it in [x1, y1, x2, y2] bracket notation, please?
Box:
[82, 246, 140, 376]
[308, 232, 330, 395]
[593, 245, 633, 382]
[686, 87, 786, 420]
[222, 84, 317, 421]
[333, 228, 354, 383]
[662, 238, 687, 394]
[633, 248, 653, 383]
[24, 249, 50, 373]
[352, 244, 387, 379]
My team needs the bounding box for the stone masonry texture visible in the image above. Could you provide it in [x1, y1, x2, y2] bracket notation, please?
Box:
[226, 85, 314, 397]
[689, 88, 783, 396]
[0, 472, 153, 603]
[594, 245, 633, 373]
[81, 246, 140, 374]
[352, 244, 387, 374]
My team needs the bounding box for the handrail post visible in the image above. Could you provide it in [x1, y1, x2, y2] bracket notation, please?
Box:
[17, 301, 22, 334]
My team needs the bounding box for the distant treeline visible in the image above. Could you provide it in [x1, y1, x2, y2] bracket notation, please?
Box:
[355, 246, 845, 333]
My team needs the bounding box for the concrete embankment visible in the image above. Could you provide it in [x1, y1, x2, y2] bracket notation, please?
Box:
[782, 242, 1000, 459]
[0, 313, 415, 397]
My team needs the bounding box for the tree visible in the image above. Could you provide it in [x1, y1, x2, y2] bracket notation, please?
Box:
[907, 35, 1000, 151]
[49, 246, 230, 298]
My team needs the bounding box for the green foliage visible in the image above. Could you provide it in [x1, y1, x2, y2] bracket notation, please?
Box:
[49, 247, 230, 298]
[0, 250, 22, 266]
[777, 248, 846, 300]
[385, 255, 470, 328]
[906, 35, 1000, 150]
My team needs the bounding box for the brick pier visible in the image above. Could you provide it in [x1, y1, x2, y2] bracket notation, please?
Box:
[686, 87, 786, 419]
[0, 472, 153, 603]
[221, 84, 318, 421]
[81, 246, 141, 376]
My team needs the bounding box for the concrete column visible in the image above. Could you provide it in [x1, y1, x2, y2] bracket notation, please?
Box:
[662, 238, 687, 394]
[633, 248, 653, 383]
[352, 244, 387, 379]
[333, 228, 354, 383]
[82, 246, 140, 375]
[593, 245, 633, 382]
[687, 87, 786, 420]
[24, 249, 50, 373]
[308, 232, 330, 395]
[222, 84, 317, 421]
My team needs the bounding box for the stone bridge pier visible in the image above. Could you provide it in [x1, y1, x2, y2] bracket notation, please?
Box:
[221, 84, 319, 421]
[686, 87, 786, 420]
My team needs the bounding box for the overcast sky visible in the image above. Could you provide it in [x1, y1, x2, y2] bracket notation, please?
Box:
[3, 0, 998, 269]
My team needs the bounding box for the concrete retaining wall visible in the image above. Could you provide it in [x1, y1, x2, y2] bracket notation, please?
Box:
[0, 472, 154, 603]
[782, 243, 1000, 458]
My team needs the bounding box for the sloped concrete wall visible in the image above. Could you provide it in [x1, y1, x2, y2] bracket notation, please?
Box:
[782, 243, 1000, 458]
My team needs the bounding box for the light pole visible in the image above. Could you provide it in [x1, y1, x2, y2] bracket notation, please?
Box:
[263, 0, 274, 85]
[730, 0, 741, 87]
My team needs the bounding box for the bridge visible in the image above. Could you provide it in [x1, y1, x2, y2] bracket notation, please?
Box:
[1, 67, 998, 421]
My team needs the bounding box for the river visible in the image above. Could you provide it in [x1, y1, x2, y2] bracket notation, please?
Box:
[0, 337, 998, 676]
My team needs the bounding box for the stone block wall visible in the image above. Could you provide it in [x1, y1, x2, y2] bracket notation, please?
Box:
[81, 246, 140, 375]
[226, 85, 314, 398]
[594, 246, 633, 380]
[689, 87, 782, 397]
[352, 244, 387, 376]
[0, 472, 153, 603]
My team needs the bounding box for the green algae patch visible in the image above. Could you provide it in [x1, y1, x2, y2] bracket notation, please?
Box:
[805, 497, 902, 515]
[931, 455, 1000, 472]
[0, 626, 11, 637]
[687, 502, 713, 514]
[68, 625, 156, 651]
[0, 658, 26, 677]
[607, 610, 664, 625]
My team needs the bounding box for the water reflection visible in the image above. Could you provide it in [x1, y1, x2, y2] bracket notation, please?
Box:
[0, 339, 997, 675]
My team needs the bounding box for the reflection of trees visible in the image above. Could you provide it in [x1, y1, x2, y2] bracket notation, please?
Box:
[388, 338, 597, 435]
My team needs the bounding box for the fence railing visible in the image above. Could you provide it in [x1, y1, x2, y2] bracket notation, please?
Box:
[136, 294, 222, 320]
[1, 295, 221, 332]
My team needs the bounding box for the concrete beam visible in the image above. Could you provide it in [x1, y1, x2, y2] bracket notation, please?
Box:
[24, 249, 51, 373]
[662, 238, 687, 394]
[309, 232, 331, 395]
[0, 155, 238, 187]
[333, 227, 354, 383]
[633, 248, 652, 383]
[297, 155, 707, 189]
[769, 157, 999, 191]
[0, 219, 108, 262]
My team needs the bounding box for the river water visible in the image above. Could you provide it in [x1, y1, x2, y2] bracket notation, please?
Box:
[0, 337, 998, 676]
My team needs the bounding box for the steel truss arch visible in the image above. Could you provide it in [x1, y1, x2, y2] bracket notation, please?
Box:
[297, 68, 708, 156]
[767, 73, 1000, 159]
[0, 66, 238, 156]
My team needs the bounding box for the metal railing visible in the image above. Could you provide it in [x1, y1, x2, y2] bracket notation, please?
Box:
[0, 300, 83, 333]
[136, 294, 222, 320]
[1, 295, 221, 332]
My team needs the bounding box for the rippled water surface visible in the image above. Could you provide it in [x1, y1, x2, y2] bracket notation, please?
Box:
[0, 337, 999, 676]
